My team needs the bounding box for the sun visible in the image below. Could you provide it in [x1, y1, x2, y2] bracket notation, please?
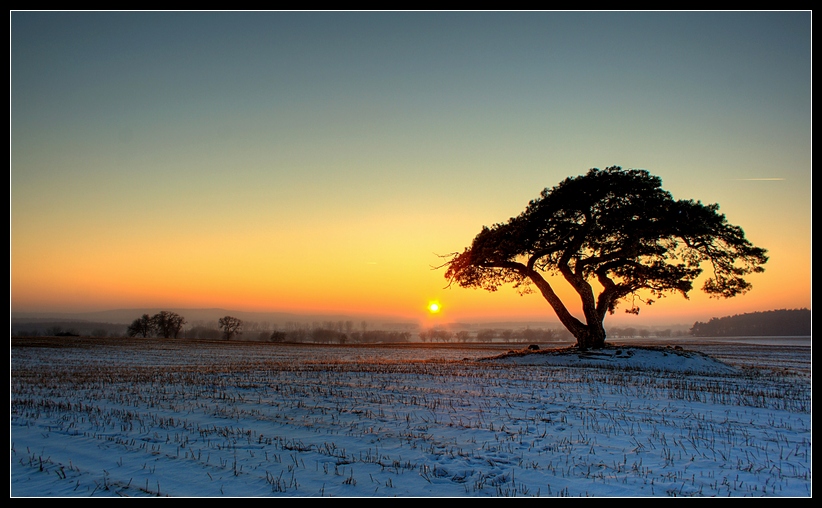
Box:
[427, 301, 441, 314]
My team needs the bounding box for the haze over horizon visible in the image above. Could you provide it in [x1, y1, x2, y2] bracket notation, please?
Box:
[11, 12, 811, 328]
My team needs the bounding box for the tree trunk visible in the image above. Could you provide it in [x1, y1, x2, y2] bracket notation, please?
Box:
[572, 323, 606, 350]
[523, 269, 608, 350]
[589, 324, 606, 349]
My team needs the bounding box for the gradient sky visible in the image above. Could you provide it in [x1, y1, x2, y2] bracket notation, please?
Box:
[11, 12, 811, 326]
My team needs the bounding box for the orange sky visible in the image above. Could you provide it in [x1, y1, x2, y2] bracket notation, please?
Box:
[11, 12, 811, 327]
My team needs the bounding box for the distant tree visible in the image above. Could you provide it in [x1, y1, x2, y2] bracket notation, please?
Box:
[310, 328, 346, 343]
[219, 316, 243, 341]
[269, 331, 287, 343]
[455, 331, 472, 342]
[288, 328, 308, 342]
[127, 314, 155, 338]
[422, 329, 452, 342]
[443, 166, 768, 350]
[359, 330, 411, 343]
[514, 327, 559, 343]
[476, 329, 498, 342]
[153, 311, 186, 339]
[46, 325, 66, 336]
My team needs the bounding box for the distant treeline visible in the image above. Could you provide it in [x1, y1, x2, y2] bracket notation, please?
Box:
[690, 309, 811, 337]
[20, 311, 808, 342]
[11, 318, 575, 344]
[10, 320, 126, 338]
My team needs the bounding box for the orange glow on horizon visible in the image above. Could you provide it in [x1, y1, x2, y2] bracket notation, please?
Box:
[10, 13, 810, 331]
[10, 252, 807, 327]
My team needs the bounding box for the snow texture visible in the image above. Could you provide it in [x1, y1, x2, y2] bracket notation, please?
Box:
[11, 339, 811, 497]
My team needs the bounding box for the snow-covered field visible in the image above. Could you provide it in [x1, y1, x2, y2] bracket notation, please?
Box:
[11, 337, 811, 497]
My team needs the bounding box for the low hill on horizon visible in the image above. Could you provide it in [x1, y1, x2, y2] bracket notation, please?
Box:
[690, 308, 811, 337]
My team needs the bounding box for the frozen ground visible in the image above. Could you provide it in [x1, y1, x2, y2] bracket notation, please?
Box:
[10, 337, 811, 497]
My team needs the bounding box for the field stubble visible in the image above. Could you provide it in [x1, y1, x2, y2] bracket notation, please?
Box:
[11, 337, 811, 497]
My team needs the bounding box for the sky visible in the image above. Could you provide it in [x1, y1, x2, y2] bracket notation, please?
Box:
[10, 11, 812, 326]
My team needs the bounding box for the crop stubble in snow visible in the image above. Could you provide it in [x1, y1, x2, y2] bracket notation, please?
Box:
[10, 338, 811, 497]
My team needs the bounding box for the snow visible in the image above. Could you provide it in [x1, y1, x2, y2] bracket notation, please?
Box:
[485, 345, 740, 375]
[11, 338, 812, 497]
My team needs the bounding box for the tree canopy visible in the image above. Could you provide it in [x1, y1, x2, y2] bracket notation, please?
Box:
[126, 311, 186, 339]
[153, 311, 186, 339]
[444, 166, 768, 349]
[127, 314, 156, 338]
[219, 316, 243, 341]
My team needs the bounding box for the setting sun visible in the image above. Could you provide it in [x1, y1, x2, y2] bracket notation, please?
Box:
[9, 12, 811, 329]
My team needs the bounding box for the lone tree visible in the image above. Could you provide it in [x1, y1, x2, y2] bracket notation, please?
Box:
[219, 316, 243, 341]
[443, 166, 767, 350]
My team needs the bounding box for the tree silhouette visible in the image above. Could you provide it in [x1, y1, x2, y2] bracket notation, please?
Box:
[443, 166, 768, 350]
[127, 314, 155, 338]
[219, 316, 243, 341]
[153, 311, 186, 339]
